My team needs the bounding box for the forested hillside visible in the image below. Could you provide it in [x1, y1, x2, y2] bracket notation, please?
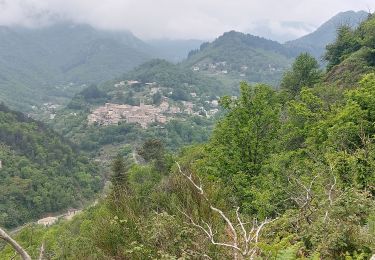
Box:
[48, 33, 301, 160]
[48, 30, 300, 164]
[183, 11, 368, 90]
[325, 14, 375, 86]
[184, 31, 296, 86]
[0, 11, 365, 114]
[50, 59, 223, 163]
[1, 12, 374, 260]
[0, 104, 101, 228]
[0, 23, 155, 111]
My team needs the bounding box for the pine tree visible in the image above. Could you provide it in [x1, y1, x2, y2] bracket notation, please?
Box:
[111, 154, 127, 188]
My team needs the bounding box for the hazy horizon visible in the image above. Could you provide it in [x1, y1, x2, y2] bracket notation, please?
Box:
[0, 0, 373, 42]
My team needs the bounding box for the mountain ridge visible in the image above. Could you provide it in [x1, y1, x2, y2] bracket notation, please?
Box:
[286, 10, 369, 59]
[0, 10, 369, 112]
[182, 30, 297, 86]
[0, 23, 156, 111]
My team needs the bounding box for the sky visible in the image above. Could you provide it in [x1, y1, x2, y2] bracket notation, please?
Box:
[0, 0, 373, 42]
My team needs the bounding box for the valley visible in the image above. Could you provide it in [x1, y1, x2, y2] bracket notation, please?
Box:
[0, 5, 374, 260]
[0, 11, 366, 114]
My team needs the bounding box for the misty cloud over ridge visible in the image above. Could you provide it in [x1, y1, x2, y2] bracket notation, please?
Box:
[0, 0, 373, 41]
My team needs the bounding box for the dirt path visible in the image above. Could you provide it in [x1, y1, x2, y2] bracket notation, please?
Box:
[9, 204, 94, 235]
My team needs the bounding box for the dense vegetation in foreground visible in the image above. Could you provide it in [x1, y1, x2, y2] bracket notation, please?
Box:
[1, 13, 375, 260]
[0, 105, 101, 228]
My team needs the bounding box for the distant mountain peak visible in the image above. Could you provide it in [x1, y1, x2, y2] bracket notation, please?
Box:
[183, 30, 296, 86]
[197, 30, 296, 58]
[285, 10, 369, 59]
[216, 30, 278, 43]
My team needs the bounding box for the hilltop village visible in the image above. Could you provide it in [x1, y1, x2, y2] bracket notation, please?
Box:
[88, 101, 171, 128]
[87, 80, 220, 128]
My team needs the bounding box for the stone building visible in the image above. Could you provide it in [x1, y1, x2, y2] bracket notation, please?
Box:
[37, 216, 58, 226]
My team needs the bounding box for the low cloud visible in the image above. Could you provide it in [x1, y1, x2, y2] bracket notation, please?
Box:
[247, 20, 317, 42]
[0, 0, 373, 40]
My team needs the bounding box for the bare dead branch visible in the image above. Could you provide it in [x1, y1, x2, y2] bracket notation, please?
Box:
[0, 227, 31, 260]
[176, 162, 274, 259]
[327, 166, 337, 207]
[38, 241, 45, 260]
[209, 205, 238, 248]
[178, 208, 241, 252]
[324, 163, 338, 222]
[176, 162, 205, 197]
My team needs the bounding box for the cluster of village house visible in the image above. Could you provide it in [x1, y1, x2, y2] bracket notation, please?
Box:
[192, 61, 229, 74]
[88, 101, 168, 128]
[37, 208, 81, 226]
[30, 102, 61, 120]
[88, 79, 220, 128]
[192, 61, 279, 77]
[88, 99, 219, 128]
[88, 100, 199, 128]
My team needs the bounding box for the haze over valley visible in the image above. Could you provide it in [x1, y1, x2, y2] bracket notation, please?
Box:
[0, 1, 374, 259]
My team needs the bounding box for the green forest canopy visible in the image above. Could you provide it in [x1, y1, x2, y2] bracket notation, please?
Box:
[0, 104, 101, 228]
[1, 12, 375, 260]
